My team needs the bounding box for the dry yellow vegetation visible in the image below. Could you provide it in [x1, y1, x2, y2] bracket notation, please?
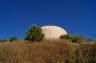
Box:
[0, 40, 75, 63]
[0, 40, 95, 63]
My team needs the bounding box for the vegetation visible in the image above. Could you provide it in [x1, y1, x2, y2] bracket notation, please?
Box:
[0, 40, 75, 63]
[25, 25, 44, 41]
[0, 25, 96, 63]
[86, 38, 95, 42]
[9, 36, 19, 42]
[0, 39, 95, 63]
[0, 38, 7, 42]
[75, 43, 96, 63]
[60, 34, 85, 43]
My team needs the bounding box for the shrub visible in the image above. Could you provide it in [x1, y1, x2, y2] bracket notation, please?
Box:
[86, 38, 95, 42]
[72, 35, 85, 43]
[0, 38, 7, 42]
[24, 24, 44, 41]
[60, 35, 72, 42]
[65, 44, 77, 63]
[60, 35, 85, 43]
[88, 43, 96, 63]
[75, 43, 96, 63]
[9, 36, 19, 42]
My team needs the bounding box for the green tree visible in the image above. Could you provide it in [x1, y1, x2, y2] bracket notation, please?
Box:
[0, 38, 7, 42]
[60, 35, 85, 43]
[9, 36, 19, 42]
[25, 24, 44, 41]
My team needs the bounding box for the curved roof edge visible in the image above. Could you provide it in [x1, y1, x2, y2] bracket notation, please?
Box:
[41, 25, 67, 33]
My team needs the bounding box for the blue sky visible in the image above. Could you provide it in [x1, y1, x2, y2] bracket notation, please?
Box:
[0, 0, 96, 39]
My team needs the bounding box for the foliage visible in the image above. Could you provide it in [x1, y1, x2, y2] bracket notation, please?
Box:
[89, 43, 96, 63]
[60, 34, 85, 43]
[86, 38, 95, 42]
[75, 43, 96, 63]
[65, 44, 77, 63]
[9, 36, 19, 42]
[0, 38, 7, 42]
[25, 24, 44, 41]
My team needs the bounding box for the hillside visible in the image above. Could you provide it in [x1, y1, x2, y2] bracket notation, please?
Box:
[0, 40, 96, 63]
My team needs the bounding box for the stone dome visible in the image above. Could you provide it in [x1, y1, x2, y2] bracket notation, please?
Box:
[41, 25, 67, 39]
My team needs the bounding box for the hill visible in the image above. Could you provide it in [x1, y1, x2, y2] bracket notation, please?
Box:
[0, 40, 96, 63]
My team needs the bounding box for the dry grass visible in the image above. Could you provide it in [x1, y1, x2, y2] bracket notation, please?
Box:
[0, 40, 95, 63]
[0, 40, 75, 63]
[75, 43, 96, 63]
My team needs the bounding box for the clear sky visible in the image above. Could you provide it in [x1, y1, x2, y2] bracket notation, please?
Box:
[0, 0, 96, 39]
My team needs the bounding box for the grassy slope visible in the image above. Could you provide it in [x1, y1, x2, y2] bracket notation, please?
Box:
[0, 40, 76, 63]
[0, 40, 95, 63]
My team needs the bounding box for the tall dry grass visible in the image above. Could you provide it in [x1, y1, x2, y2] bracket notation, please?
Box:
[75, 43, 96, 63]
[0, 40, 75, 63]
[0, 40, 96, 63]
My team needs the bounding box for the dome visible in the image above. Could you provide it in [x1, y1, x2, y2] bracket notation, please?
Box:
[41, 25, 67, 39]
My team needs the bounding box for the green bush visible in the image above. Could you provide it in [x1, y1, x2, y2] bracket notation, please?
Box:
[60, 35, 85, 43]
[60, 35, 72, 42]
[24, 24, 44, 41]
[86, 38, 95, 42]
[0, 38, 7, 43]
[9, 36, 19, 42]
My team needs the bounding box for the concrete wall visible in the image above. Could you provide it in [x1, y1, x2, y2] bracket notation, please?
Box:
[41, 26, 67, 39]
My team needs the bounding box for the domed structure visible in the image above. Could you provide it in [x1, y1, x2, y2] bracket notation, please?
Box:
[41, 25, 67, 39]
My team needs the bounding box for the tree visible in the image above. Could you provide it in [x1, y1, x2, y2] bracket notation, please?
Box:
[60, 35, 85, 43]
[9, 36, 19, 42]
[0, 38, 7, 42]
[24, 24, 44, 41]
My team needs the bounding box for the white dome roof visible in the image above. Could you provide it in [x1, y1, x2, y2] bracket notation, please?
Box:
[41, 25, 67, 39]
